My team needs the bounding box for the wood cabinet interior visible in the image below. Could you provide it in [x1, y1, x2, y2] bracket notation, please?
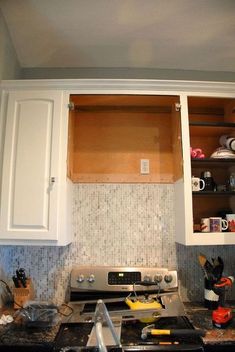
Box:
[188, 96, 235, 232]
[188, 96, 235, 157]
[67, 94, 182, 183]
[193, 195, 235, 226]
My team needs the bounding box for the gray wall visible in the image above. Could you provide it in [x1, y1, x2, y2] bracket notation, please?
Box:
[1, 6, 235, 83]
[0, 10, 21, 80]
[21, 67, 235, 82]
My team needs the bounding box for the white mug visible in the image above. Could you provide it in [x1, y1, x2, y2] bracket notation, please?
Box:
[226, 214, 235, 232]
[200, 218, 210, 232]
[210, 217, 228, 232]
[192, 177, 205, 191]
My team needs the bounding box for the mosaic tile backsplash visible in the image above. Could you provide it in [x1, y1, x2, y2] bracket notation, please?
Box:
[1, 184, 235, 304]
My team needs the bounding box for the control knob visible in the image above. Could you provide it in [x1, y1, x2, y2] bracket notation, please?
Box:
[154, 274, 163, 283]
[143, 274, 152, 283]
[164, 274, 173, 283]
[77, 274, 84, 283]
[87, 274, 95, 283]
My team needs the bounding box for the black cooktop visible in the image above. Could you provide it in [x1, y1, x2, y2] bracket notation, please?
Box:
[53, 316, 204, 351]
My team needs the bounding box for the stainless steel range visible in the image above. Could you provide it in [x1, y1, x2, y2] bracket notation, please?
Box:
[54, 266, 205, 352]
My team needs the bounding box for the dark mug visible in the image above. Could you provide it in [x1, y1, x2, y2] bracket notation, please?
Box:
[201, 171, 216, 191]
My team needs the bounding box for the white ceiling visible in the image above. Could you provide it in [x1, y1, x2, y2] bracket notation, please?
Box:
[1, 0, 235, 72]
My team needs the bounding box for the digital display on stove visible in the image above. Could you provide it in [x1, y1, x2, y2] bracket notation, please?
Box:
[108, 271, 141, 285]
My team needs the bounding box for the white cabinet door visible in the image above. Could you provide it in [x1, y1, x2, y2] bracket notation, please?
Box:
[0, 90, 63, 243]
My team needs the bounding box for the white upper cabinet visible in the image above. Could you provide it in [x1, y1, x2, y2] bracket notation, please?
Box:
[1, 79, 235, 247]
[0, 89, 72, 245]
[176, 94, 235, 245]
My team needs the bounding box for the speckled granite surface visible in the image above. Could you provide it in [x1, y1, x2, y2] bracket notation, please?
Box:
[1, 303, 235, 349]
[185, 302, 235, 345]
[0, 307, 60, 351]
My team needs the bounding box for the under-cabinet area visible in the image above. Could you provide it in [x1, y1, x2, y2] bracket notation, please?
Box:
[187, 96, 235, 245]
[67, 95, 183, 183]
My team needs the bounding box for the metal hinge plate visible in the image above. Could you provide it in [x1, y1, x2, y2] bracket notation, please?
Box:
[175, 103, 181, 112]
[68, 102, 75, 111]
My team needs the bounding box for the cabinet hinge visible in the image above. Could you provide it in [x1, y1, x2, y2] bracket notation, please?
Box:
[68, 102, 75, 111]
[175, 103, 181, 112]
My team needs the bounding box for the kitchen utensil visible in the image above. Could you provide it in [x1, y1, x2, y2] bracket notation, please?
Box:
[200, 171, 216, 191]
[12, 275, 20, 288]
[210, 147, 235, 158]
[209, 217, 228, 232]
[198, 254, 214, 280]
[16, 301, 60, 328]
[228, 173, 235, 191]
[211, 257, 224, 281]
[219, 135, 235, 151]
[13, 278, 34, 309]
[225, 214, 235, 232]
[125, 296, 161, 311]
[125, 281, 162, 323]
[16, 268, 27, 288]
[200, 218, 210, 232]
[192, 176, 205, 191]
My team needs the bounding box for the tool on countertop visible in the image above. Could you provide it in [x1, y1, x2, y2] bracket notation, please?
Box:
[212, 276, 234, 328]
[141, 324, 205, 340]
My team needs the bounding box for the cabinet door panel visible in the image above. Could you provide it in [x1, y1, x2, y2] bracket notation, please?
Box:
[0, 91, 62, 241]
[13, 99, 51, 228]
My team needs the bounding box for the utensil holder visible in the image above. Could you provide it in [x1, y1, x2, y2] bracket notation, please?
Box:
[204, 278, 219, 310]
[13, 279, 34, 309]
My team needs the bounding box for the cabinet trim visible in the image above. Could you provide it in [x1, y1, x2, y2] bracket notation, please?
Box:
[2, 79, 235, 96]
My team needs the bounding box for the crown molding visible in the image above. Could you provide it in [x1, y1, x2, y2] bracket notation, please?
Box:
[1, 78, 235, 96]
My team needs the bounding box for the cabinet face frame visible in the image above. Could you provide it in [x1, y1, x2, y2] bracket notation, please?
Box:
[180, 92, 235, 246]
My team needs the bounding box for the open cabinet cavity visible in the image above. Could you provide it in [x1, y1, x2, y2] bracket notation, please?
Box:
[67, 95, 182, 183]
[188, 96, 235, 242]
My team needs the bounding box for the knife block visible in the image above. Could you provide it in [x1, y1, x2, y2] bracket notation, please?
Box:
[13, 279, 34, 309]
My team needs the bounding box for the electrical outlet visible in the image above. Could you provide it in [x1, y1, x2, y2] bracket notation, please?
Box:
[140, 159, 150, 174]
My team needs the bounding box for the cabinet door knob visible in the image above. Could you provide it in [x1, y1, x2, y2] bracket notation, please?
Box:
[50, 177, 56, 183]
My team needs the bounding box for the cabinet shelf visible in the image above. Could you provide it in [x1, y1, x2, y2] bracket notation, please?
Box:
[192, 191, 235, 196]
[191, 158, 235, 165]
[189, 121, 235, 128]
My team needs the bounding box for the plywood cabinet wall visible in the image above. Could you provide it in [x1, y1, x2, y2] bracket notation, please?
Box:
[67, 94, 183, 184]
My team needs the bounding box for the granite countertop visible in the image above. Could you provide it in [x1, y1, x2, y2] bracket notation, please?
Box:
[185, 302, 235, 345]
[0, 307, 60, 350]
[1, 303, 235, 349]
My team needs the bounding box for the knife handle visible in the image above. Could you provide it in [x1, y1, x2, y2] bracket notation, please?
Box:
[12, 276, 20, 288]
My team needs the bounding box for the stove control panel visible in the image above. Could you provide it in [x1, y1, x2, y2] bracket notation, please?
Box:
[70, 266, 178, 292]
